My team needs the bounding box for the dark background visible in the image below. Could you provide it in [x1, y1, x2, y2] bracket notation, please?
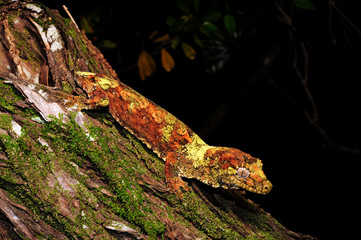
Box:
[42, 0, 361, 239]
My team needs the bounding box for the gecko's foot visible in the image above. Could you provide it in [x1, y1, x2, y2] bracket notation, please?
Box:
[58, 93, 88, 111]
[56, 90, 104, 112]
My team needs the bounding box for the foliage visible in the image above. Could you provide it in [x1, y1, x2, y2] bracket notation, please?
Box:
[67, 0, 322, 80]
[162, 0, 241, 74]
[138, 50, 156, 80]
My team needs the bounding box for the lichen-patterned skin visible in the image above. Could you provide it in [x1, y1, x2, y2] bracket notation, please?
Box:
[74, 72, 272, 195]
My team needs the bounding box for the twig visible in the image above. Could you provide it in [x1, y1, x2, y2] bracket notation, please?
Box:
[275, 0, 295, 31]
[62, 5, 80, 32]
[328, 1, 337, 45]
[276, 0, 322, 130]
[293, 42, 319, 124]
[274, 1, 361, 156]
[329, 0, 361, 36]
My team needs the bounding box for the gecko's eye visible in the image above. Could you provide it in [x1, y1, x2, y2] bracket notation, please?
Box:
[237, 167, 250, 178]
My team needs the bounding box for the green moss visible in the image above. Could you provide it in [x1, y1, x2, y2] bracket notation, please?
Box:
[63, 21, 102, 74]
[67, 51, 75, 71]
[37, 114, 166, 238]
[0, 125, 79, 237]
[170, 191, 241, 239]
[0, 80, 22, 113]
[61, 80, 73, 93]
[1, 116, 110, 238]
[0, 79, 40, 121]
[0, 114, 12, 130]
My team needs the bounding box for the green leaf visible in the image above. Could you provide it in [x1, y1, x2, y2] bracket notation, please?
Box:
[193, 0, 200, 12]
[182, 42, 196, 60]
[200, 21, 225, 40]
[177, 0, 190, 14]
[204, 11, 221, 22]
[171, 37, 181, 49]
[200, 21, 220, 37]
[224, 14, 236, 37]
[99, 40, 117, 49]
[193, 34, 205, 47]
[294, 0, 317, 10]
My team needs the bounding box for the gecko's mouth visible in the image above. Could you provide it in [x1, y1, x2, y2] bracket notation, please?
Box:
[219, 174, 272, 194]
[234, 176, 272, 194]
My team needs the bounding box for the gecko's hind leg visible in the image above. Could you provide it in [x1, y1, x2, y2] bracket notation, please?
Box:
[58, 91, 109, 112]
[164, 152, 191, 198]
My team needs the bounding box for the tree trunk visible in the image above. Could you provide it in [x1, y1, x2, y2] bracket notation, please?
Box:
[0, 1, 316, 239]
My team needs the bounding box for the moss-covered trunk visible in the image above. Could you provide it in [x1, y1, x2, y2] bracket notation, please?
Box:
[0, 1, 316, 239]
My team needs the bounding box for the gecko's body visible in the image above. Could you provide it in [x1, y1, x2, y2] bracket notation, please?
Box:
[74, 72, 272, 194]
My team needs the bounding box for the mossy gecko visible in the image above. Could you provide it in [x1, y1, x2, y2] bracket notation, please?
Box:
[74, 71, 272, 195]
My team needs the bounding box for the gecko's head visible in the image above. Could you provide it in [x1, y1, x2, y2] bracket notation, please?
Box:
[204, 147, 272, 194]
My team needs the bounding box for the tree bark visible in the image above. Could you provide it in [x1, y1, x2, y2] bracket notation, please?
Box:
[0, 1, 316, 239]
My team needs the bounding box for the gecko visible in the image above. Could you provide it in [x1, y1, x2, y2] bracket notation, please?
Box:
[73, 71, 272, 195]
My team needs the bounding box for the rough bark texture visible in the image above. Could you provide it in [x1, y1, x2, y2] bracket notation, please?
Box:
[0, 1, 316, 239]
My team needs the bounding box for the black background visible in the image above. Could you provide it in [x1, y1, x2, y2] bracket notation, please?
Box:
[41, 1, 361, 239]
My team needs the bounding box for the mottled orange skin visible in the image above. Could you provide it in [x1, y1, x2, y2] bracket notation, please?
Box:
[74, 72, 272, 195]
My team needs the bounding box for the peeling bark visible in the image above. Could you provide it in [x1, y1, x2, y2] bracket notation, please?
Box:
[0, 1, 317, 239]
